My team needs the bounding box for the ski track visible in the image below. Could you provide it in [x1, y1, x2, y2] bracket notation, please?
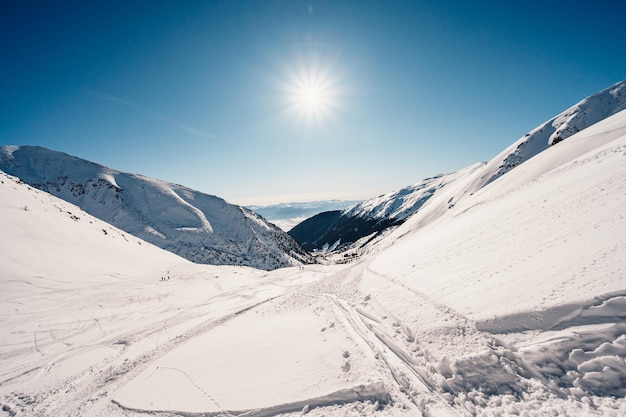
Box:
[304, 257, 609, 417]
[0, 285, 285, 417]
[319, 292, 436, 416]
[303, 260, 478, 417]
[2, 261, 473, 417]
[2, 254, 625, 416]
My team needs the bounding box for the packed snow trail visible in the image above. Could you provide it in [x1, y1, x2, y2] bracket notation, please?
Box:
[304, 260, 486, 417]
[109, 268, 393, 415]
[2, 252, 625, 416]
[108, 260, 476, 417]
[303, 255, 625, 417]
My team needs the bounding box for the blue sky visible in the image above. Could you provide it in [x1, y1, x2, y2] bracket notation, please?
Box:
[2, 1, 625, 205]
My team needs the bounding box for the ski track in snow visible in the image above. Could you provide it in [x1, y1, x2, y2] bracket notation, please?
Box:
[0, 270, 287, 417]
[1, 259, 485, 417]
[304, 261, 481, 416]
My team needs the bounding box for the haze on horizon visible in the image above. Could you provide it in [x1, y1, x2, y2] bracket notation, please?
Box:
[1, 0, 625, 205]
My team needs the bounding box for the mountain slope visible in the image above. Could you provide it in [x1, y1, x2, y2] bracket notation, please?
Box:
[484, 78, 626, 185]
[363, 108, 626, 411]
[288, 165, 484, 251]
[290, 79, 626, 252]
[289, 209, 401, 252]
[0, 146, 314, 270]
[0, 169, 187, 279]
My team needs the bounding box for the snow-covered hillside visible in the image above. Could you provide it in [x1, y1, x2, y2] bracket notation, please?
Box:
[486, 79, 626, 184]
[291, 80, 626, 253]
[0, 146, 314, 270]
[364, 108, 626, 413]
[1, 104, 625, 416]
[0, 170, 187, 280]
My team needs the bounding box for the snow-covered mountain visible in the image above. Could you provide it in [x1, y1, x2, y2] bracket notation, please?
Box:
[291, 79, 626, 252]
[2, 94, 625, 416]
[0, 146, 314, 270]
[484, 78, 626, 184]
[289, 165, 484, 252]
[0, 169, 188, 279]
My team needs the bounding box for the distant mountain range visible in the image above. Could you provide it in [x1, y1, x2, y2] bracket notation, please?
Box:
[247, 200, 361, 231]
[289, 79, 626, 253]
[0, 146, 314, 270]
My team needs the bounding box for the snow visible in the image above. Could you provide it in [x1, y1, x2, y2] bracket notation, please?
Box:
[1, 86, 626, 416]
[114, 295, 383, 413]
[0, 172, 185, 280]
[99, 172, 120, 189]
[0, 145, 18, 159]
[342, 166, 485, 223]
[0, 147, 314, 270]
[485, 79, 626, 184]
[372, 110, 626, 322]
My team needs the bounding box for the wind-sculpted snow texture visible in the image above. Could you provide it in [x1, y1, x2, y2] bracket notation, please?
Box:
[0, 146, 314, 270]
[1, 82, 626, 417]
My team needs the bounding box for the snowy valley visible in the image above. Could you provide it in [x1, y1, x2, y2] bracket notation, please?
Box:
[1, 81, 626, 417]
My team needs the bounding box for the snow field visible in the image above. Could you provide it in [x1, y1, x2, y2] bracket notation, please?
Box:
[0, 177, 391, 417]
[114, 291, 385, 414]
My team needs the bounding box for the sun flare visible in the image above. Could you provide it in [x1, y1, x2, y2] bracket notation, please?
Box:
[297, 82, 328, 112]
[278, 51, 343, 128]
[302, 86, 321, 107]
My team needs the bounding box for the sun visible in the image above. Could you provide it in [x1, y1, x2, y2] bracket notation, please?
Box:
[302, 85, 321, 108]
[278, 50, 342, 129]
[297, 81, 328, 112]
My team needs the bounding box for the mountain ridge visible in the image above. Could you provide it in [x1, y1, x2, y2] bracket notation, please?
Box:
[290, 79, 626, 253]
[0, 146, 314, 270]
